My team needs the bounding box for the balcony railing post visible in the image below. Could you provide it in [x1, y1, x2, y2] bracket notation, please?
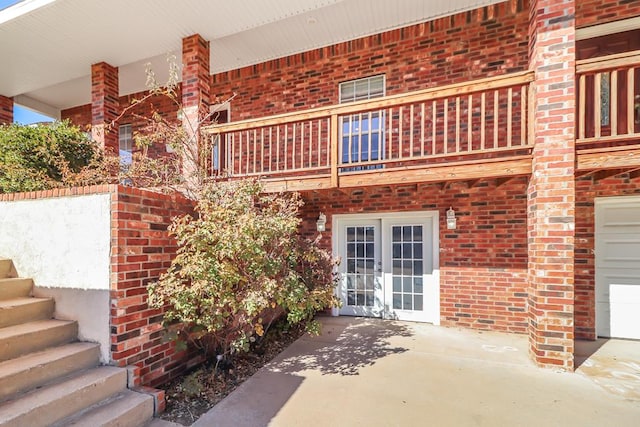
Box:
[330, 113, 339, 187]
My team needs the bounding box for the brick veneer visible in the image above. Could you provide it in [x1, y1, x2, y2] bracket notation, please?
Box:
[0, 95, 12, 124]
[527, 0, 576, 370]
[181, 34, 211, 181]
[211, 0, 530, 120]
[91, 62, 120, 152]
[576, 0, 640, 28]
[574, 171, 640, 340]
[182, 34, 210, 115]
[300, 177, 529, 332]
[109, 185, 201, 387]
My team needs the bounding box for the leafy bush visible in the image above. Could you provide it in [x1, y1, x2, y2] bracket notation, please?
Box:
[0, 121, 101, 193]
[148, 179, 339, 358]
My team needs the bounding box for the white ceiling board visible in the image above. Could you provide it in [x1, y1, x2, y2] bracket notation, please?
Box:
[0, 0, 507, 111]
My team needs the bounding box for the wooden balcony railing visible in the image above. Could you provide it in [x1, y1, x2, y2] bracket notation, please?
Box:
[577, 49, 640, 145]
[204, 71, 534, 189]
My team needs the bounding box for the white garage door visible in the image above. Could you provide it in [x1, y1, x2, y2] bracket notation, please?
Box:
[595, 197, 640, 339]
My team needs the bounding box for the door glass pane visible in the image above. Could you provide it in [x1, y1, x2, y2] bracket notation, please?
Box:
[345, 226, 376, 307]
[391, 224, 424, 312]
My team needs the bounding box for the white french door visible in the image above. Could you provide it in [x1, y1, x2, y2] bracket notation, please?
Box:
[335, 212, 439, 323]
[337, 220, 384, 317]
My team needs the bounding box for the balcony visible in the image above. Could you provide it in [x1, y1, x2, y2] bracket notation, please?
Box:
[577, 49, 640, 171]
[204, 72, 534, 192]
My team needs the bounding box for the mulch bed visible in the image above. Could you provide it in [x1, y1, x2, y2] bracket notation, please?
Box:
[159, 322, 306, 426]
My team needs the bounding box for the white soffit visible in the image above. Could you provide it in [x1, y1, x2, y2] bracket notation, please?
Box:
[0, 0, 506, 112]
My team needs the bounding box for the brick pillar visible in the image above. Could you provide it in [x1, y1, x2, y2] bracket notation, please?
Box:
[181, 34, 211, 185]
[91, 62, 119, 152]
[527, 0, 576, 370]
[0, 95, 13, 125]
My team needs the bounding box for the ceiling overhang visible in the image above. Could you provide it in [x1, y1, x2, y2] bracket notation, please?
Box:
[0, 0, 506, 115]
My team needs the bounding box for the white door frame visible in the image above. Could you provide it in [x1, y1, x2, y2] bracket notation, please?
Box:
[332, 211, 440, 324]
[334, 218, 383, 317]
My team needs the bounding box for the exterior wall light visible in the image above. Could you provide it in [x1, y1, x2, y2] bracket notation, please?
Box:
[316, 212, 327, 232]
[446, 207, 457, 230]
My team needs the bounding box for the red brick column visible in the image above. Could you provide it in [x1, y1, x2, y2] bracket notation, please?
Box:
[527, 0, 576, 370]
[0, 95, 13, 125]
[91, 62, 119, 152]
[181, 34, 210, 183]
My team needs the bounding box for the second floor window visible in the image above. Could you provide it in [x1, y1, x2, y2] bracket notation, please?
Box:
[339, 75, 385, 167]
[118, 124, 133, 166]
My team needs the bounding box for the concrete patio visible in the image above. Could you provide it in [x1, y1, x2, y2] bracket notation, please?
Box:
[194, 316, 640, 427]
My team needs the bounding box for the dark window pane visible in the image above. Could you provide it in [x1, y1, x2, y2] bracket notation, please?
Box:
[393, 243, 401, 258]
[365, 243, 374, 257]
[414, 277, 423, 294]
[403, 296, 413, 310]
[365, 227, 375, 241]
[403, 277, 412, 293]
[357, 243, 364, 257]
[365, 259, 375, 273]
[356, 292, 365, 306]
[346, 276, 354, 289]
[403, 226, 412, 240]
[393, 277, 401, 292]
[356, 227, 364, 241]
[393, 260, 402, 275]
[347, 227, 355, 241]
[413, 243, 423, 259]
[414, 295, 423, 311]
[403, 243, 412, 259]
[365, 274, 375, 290]
[347, 243, 355, 257]
[347, 259, 356, 273]
[403, 260, 413, 275]
[365, 292, 374, 307]
[393, 294, 402, 309]
[414, 261, 423, 276]
[413, 226, 422, 241]
[392, 226, 402, 242]
[347, 291, 355, 306]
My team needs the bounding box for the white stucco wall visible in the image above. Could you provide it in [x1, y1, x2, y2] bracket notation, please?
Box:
[0, 194, 111, 289]
[0, 193, 112, 362]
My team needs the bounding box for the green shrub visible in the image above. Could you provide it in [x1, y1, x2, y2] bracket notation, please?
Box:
[0, 121, 99, 193]
[148, 179, 339, 358]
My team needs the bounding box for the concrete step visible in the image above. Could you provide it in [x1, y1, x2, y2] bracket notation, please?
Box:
[0, 319, 77, 362]
[0, 366, 127, 427]
[0, 342, 100, 403]
[0, 297, 54, 329]
[0, 260, 16, 279]
[0, 278, 32, 300]
[52, 389, 154, 427]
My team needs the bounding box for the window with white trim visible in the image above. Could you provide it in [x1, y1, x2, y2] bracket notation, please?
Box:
[118, 124, 133, 165]
[210, 102, 231, 173]
[339, 75, 385, 167]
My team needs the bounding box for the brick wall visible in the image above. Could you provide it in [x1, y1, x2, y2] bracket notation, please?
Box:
[91, 62, 120, 151]
[0, 95, 12, 124]
[300, 177, 529, 332]
[527, 0, 576, 370]
[211, 0, 529, 121]
[62, 0, 530, 145]
[110, 186, 201, 387]
[574, 171, 640, 340]
[576, 0, 640, 28]
[62, 89, 182, 159]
